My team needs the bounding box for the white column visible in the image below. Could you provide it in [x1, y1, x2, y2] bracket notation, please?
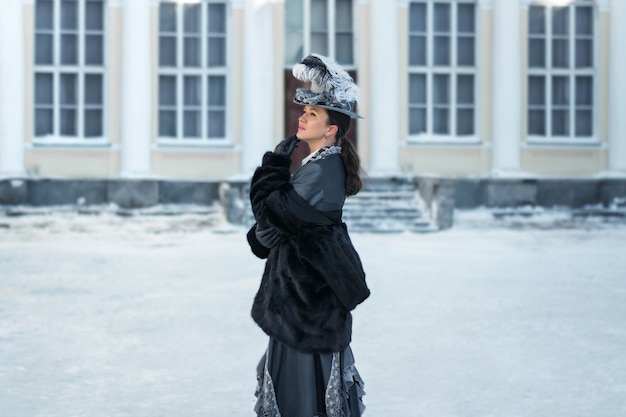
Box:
[0, 0, 26, 178]
[241, 0, 276, 174]
[491, 0, 522, 175]
[368, 0, 401, 175]
[609, 0, 626, 174]
[119, 0, 152, 177]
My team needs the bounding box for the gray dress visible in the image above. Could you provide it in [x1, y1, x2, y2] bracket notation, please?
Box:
[254, 146, 366, 417]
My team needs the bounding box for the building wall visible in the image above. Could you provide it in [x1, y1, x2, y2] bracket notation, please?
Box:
[0, 0, 624, 181]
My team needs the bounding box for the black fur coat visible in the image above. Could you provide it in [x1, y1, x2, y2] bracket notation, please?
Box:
[247, 151, 370, 353]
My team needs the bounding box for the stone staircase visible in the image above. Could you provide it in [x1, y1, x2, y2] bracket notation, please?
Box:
[226, 176, 453, 233]
[342, 177, 435, 233]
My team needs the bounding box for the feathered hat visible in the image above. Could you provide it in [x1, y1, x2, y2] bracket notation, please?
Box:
[292, 54, 363, 119]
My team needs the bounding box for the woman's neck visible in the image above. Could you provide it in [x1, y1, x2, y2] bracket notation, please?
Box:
[307, 136, 337, 154]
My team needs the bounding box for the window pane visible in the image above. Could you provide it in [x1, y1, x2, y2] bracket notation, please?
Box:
[552, 76, 569, 105]
[84, 109, 103, 137]
[529, 39, 545, 68]
[433, 74, 449, 105]
[434, 109, 449, 134]
[208, 38, 226, 67]
[36, 0, 54, 30]
[311, 0, 328, 31]
[336, 34, 353, 65]
[208, 4, 226, 33]
[409, 35, 426, 66]
[36, 34, 54, 65]
[457, 75, 474, 104]
[159, 110, 177, 137]
[552, 8, 569, 35]
[529, 6, 545, 34]
[184, 37, 201, 67]
[434, 36, 450, 66]
[35, 73, 54, 105]
[61, 0, 78, 30]
[576, 76, 593, 106]
[286, 0, 304, 31]
[457, 109, 473, 135]
[528, 76, 545, 105]
[159, 76, 176, 106]
[576, 6, 593, 35]
[457, 4, 475, 33]
[434, 3, 450, 32]
[85, 35, 104, 65]
[208, 110, 226, 138]
[285, 0, 304, 65]
[60, 73, 77, 105]
[61, 109, 77, 135]
[336, 0, 352, 31]
[184, 110, 201, 138]
[409, 74, 426, 104]
[575, 110, 592, 136]
[409, 108, 426, 134]
[311, 34, 328, 56]
[457, 36, 474, 66]
[160, 3, 177, 32]
[552, 39, 568, 68]
[184, 76, 201, 106]
[552, 110, 569, 136]
[159, 36, 176, 67]
[85, 1, 104, 31]
[61, 34, 78, 65]
[184, 4, 200, 34]
[35, 109, 54, 136]
[84, 74, 103, 104]
[208, 76, 226, 106]
[285, 33, 304, 65]
[576, 39, 593, 68]
[410, 3, 426, 32]
[528, 109, 546, 135]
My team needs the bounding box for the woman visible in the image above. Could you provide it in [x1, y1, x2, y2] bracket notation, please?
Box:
[246, 54, 370, 417]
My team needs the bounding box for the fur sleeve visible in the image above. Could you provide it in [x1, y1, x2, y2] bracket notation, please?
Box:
[246, 224, 271, 259]
[250, 152, 332, 237]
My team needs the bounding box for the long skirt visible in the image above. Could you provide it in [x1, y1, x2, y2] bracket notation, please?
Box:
[255, 338, 366, 417]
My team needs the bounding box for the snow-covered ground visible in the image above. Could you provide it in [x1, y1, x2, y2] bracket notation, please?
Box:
[1, 210, 625, 417]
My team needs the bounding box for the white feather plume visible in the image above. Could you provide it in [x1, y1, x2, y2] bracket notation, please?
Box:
[292, 54, 359, 105]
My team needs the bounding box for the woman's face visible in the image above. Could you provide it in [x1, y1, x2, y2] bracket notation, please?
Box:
[296, 105, 333, 142]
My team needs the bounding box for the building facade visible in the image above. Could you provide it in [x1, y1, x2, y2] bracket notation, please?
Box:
[0, 0, 625, 182]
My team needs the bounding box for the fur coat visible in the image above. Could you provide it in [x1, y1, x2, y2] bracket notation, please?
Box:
[247, 151, 370, 353]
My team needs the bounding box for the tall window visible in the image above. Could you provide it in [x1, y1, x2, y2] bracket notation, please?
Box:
[527, 1, 595, 140]
[408, 1, 477, 140]
[158, 1, 228, 141]
[34, 0, 106, 141]
[285, 0, 355, 66]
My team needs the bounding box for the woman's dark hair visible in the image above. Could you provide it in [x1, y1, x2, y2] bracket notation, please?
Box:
[327, 110, 362, 196]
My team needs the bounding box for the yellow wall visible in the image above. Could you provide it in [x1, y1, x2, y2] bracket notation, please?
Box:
[400, 146, 491, 177]
[26, 149, 120, 178]
[152, 150, 240, 179]
[522, 147, 607, 176]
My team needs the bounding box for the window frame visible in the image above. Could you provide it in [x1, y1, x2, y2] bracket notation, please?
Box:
[407, 0, 479, 144]
[526, 1, 598, 145]
[157, 0, 230, 146]
[33, 0, 108, 146]
[284, 0, 357, 70]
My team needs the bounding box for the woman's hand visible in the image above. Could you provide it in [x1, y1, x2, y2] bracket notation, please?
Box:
[273, 135, 300, 157]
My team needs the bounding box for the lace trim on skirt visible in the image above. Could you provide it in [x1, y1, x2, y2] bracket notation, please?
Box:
[254, 346, 365, 417]
[255, 353, 282, 417]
